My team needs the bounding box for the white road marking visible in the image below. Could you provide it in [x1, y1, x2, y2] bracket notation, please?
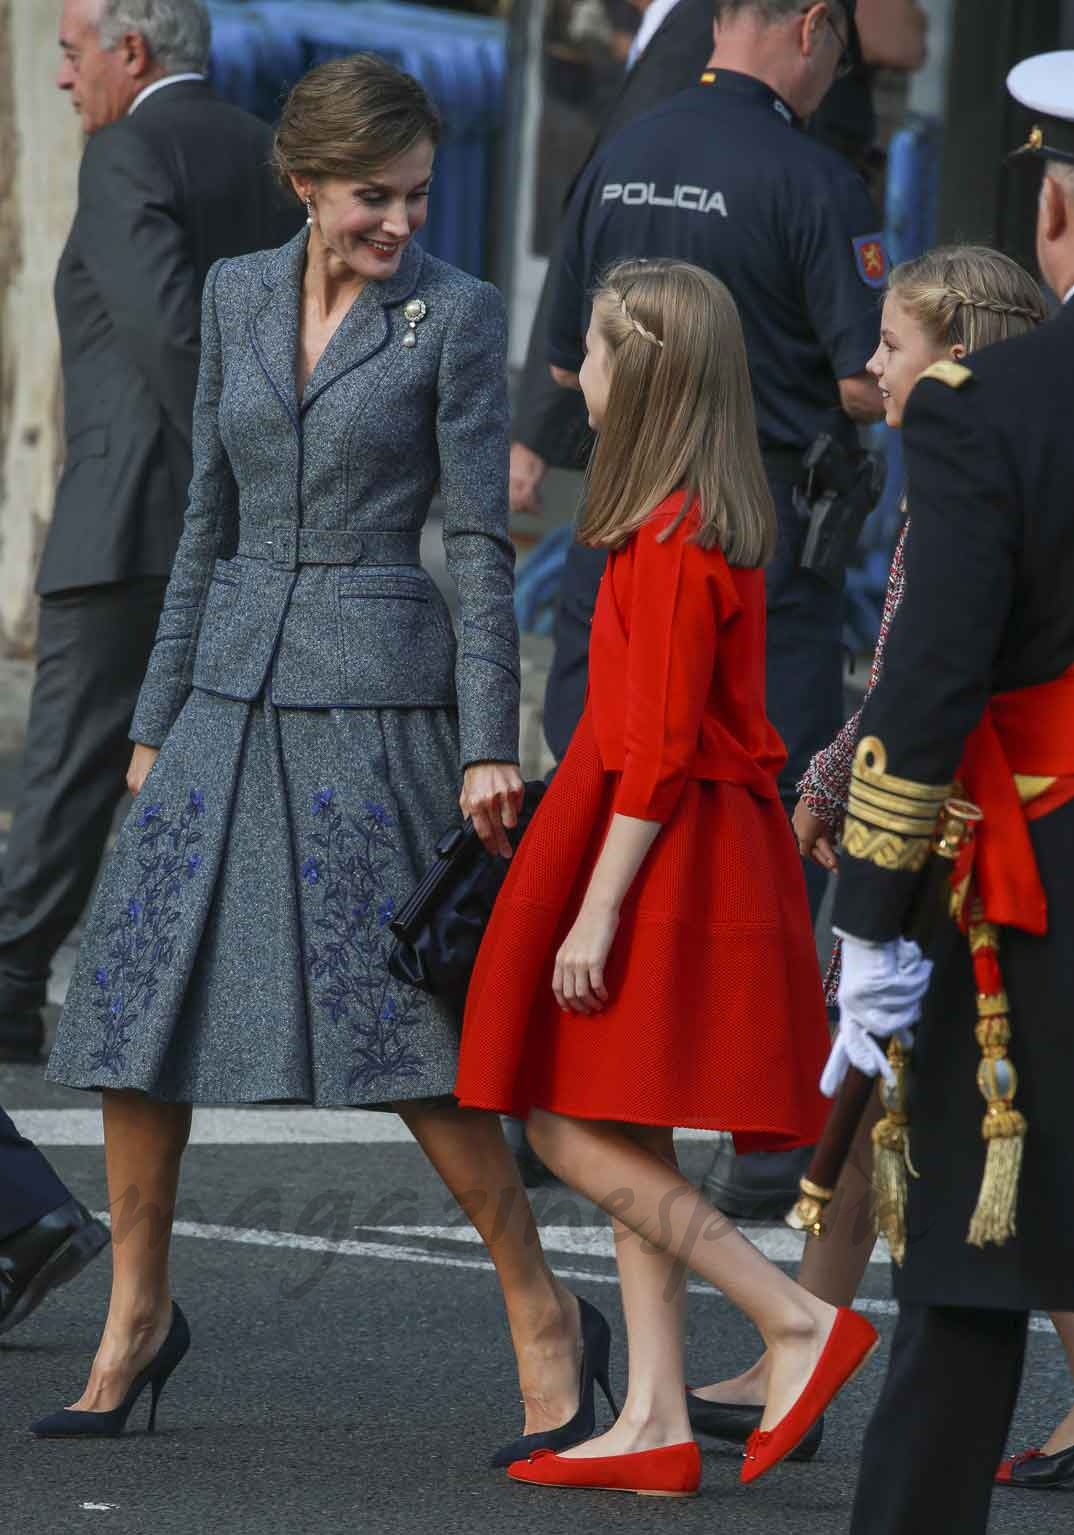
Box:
[90, 1213, 1057, 1335]
[11, 1108, 418, 1145]
[374, 1223, 894, 1267]
[13, 1108, 729, 1147]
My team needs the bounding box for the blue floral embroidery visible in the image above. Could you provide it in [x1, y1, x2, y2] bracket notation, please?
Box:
[90, 788, 206, 1075]
[302, 792, 424, 1092]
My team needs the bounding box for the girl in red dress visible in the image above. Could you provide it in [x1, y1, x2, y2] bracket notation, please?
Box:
[455, 260, 877, 1496]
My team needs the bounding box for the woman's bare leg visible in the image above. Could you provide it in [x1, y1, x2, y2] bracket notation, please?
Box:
[693, 1092, 883, 1407]
[560, 1124, 693, 1459]
[527, 1111, 843, 1433]
[1041, 1313, 1074, 1454]
[69, 1089, 192, 1412]
[396, 1100, 581, 1435]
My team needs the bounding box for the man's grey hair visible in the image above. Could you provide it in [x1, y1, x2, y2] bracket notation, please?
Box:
[715, 0, 848, 20]
[97, 0, 212, 74]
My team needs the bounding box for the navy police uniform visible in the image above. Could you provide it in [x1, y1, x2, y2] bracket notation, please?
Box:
[545, 70, 884, 909]
[836, 57, 1074, 1532]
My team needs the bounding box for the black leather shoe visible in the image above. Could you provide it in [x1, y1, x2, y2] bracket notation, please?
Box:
[0, 1009, 45, 1063]
[0, 1198, 110, 1337]
[686, 1392, 824, 1462]
[996, 1445, 1074, 1489]
[700, 1141, 815, 1222]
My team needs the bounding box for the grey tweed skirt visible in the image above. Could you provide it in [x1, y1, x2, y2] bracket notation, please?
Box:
[47, 690, 463, 1106]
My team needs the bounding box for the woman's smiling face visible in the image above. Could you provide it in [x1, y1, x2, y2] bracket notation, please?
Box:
[298, 138, 436, 281]
[867, 293, 958, 429]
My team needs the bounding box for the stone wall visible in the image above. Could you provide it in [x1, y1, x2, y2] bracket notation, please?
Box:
[0, 2, 80, 658]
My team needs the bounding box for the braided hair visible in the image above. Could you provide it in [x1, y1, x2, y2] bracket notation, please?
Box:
[887, 245, 1046, 355]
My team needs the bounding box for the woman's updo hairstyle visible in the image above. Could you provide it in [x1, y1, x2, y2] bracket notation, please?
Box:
[887, 245, 1046, 354]
[274, 53, 441, 195]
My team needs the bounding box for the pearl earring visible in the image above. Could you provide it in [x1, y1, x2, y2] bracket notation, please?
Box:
[304, 197, 313, 226]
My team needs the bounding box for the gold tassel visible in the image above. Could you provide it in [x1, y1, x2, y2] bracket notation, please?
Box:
[965, 913, 1026, 1249]
[967, 1104, 1026, 1247]
[870, 1038, 918, 1265]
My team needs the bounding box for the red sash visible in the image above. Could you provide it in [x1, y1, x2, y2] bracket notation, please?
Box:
[956, 664, 1074, 935]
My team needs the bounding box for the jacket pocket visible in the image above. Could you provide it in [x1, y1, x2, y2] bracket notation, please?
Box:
[63, 424, 108, 468]
[337, 576, 456, 706]
[193, 559, 242, 680]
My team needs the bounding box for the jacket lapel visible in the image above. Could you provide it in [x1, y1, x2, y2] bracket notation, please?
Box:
[250, 229, 306, 430]
[301, 242, 424, 416]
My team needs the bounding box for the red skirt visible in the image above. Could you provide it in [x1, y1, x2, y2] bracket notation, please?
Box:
[455, 712, 831, 1150]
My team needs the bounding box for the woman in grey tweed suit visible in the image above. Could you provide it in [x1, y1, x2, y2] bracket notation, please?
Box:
[41, 57, 591, 1448]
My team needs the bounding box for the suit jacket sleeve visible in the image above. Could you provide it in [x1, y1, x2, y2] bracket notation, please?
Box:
[436, 280, 521, 768]
[831, 376, 1019, 940]
[513, 265, 593, 468]
[76, 126, 200, 445]
[614, 516, 723, 823]
[129, 260, 235, 747]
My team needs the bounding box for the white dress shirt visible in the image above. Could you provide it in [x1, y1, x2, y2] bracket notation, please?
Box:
[626, 0, 683, 70]
[128, 72, 206, 115]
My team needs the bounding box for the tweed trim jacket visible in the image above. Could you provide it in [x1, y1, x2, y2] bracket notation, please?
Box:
[129, 230, 520, 767]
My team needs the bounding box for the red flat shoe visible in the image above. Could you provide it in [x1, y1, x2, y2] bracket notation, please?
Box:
[508, 1441, 701, 1498]
[740, 1308, 879, 1486]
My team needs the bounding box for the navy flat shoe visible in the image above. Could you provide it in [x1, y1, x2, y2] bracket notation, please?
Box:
[996, 1444, 1074, 1489]
[491, 1296, 619, 1469]
[30, 1302, 190, 1439]
[687, 1391, 824, 1462]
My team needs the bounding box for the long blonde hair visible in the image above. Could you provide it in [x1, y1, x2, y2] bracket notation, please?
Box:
[579, 260, 776, 568]
[888, 245, 1046, 353]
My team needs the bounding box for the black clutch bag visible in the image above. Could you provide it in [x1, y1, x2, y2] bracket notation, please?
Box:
[387, 780, 547, 1018]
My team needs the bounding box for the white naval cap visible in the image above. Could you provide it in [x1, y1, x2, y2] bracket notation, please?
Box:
[1007, 51, 1074, 165]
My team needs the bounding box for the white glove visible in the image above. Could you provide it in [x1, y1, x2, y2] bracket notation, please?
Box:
[820, 935, 933, 1098]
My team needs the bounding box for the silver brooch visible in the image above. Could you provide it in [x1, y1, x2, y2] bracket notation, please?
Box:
[401, 298, 427, 348]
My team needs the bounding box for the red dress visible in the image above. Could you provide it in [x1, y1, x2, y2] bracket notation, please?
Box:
[455, 497, 830, 1149]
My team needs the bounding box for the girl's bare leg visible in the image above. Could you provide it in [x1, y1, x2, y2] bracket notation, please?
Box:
[1041, 1313, 1074, 1454]
[527, 1110, 842, 1433]
[559, 1124, 693, 1459]
[396, 1100, 581, 1435]
[693, 1091, 883, 1406]
[69, 1089, 192, 1412]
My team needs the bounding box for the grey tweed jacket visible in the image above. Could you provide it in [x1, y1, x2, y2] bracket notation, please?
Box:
[129, 230, 520, 768]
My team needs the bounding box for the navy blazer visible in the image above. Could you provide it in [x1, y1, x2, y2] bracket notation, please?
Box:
[130, 231, 520, 769]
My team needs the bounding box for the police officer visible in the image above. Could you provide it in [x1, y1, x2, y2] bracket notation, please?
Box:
[544, 0, 885, 917]
[823, 52, 1074, 1534]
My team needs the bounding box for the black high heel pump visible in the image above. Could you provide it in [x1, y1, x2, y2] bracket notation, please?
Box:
[491, 1295, 619, 1469]
[30, 1302, 190, 1439]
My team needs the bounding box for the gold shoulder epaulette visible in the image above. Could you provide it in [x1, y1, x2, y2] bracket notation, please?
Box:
[919, 360, 974, 390]
[842, 736, 954, 873]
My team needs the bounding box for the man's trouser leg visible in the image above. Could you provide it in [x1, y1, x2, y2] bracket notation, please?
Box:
[0, 1104, 72, 1240]
[764, 480, 844, 920]
[0, 578, 167, 1015]
[849, 1303, 1028, 1535]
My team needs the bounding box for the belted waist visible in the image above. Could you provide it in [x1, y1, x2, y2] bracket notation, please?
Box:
[237, 525, 422, 571]
[956, 663, 1074, 936]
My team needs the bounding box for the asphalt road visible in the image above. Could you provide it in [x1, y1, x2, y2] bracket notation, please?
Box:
[3, 1043, 1070, 1535]
[0, 564, 1069, 1534]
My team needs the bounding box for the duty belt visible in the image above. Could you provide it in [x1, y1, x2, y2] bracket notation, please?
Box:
[237, 526, 422, 572]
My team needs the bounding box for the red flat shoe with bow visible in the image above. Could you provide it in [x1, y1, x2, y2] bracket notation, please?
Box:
[508, 1440, 701, 1497]
[741, 1308, 879, 1485]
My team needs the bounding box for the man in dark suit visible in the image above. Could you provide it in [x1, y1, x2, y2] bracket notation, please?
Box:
[0, 0, 300, 1063]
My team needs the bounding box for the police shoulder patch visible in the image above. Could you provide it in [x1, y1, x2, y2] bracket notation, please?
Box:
[852, 233, 889, 289]
[919, 360, 974, 389]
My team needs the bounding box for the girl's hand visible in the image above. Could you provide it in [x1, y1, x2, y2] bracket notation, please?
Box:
[127, 744, 160, 796]
[461, 762, 525, 859]
[793, 797, 838, 872]
[554, 903, 618, 1014]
